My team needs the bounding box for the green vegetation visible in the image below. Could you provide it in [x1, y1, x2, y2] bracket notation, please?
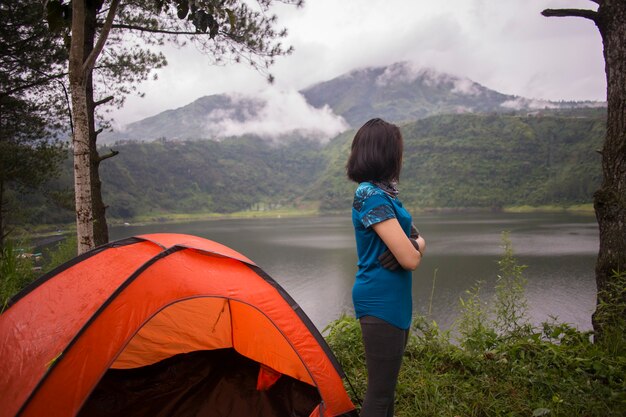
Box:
[101, 136, 327, 217]
[410, 113, 603, 208]
[0, 242, 35, 311]
[325, 235, 626, 417]
[41, 235, 77, 274]
[0, 235, 77, 310]
[315, 111, 605, 212]
[11, 110, 604, 229]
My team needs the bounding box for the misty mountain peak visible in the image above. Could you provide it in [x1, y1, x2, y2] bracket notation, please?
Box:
[300, 61, 509, 127]
[374, 62, 487, 97]
[103, 91, 347, 144]
[103, 61, 604, 143]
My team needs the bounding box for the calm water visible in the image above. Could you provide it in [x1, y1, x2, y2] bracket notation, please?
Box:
[110, 212, 599, 332]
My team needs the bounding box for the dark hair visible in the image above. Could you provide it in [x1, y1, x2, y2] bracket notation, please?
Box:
[346, 118, 403, 183]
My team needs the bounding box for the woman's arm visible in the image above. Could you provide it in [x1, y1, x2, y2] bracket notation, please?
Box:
[372, 218, 422, 271]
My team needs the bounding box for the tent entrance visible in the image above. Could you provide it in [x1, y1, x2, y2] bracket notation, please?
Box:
[78, 348, 321, 417]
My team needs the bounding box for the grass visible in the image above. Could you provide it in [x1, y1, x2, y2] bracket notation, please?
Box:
[0, 236, 77, 310]
[111, 205, 321, 226]
[503, 204, 595, 214]
[0, 241, 36, 312]
[325, 234, 626, 417]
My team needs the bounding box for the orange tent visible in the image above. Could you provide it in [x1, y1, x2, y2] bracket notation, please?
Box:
[0, 234, 357, 417]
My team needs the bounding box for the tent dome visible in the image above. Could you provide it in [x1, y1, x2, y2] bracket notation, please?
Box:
[0, 234, 357, 417]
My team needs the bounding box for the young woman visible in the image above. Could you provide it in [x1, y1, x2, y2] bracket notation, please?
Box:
[346, 118, 426, 417]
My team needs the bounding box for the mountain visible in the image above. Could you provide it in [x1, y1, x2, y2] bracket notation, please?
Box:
[301, 63, 509, 127]
[103, 95, 266, 143]
[20, 108, 605, 228]
[102, 62, 604, 143]
[301, 62, 602, 127]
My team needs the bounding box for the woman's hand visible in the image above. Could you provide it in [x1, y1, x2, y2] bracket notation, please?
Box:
[373, 219, 422, 271]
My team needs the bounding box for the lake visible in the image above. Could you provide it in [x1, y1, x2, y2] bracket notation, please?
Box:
[110, 212, 599, 333]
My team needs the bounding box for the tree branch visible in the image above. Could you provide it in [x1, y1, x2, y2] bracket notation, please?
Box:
[110, 23, 199, 36]
[109, 23, 244, 43]
[541, 8, 598, 23]
[83, 0, 121, 74]
[58, 79, 73, 136]
[97, 149, 119, 163]
[0, 72, 68, 98]
[94, 95, 114, 107]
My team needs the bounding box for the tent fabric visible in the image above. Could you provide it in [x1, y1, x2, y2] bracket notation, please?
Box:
[0, 233, 357, 417]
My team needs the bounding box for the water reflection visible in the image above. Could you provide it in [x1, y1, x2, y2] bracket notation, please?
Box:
[110, 212, 598, 333]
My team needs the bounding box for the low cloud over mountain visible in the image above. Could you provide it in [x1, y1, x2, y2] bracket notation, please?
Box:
[103, 61, 604, 144]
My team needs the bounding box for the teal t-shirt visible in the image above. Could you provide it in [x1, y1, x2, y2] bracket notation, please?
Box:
[351, 182, 413, 330]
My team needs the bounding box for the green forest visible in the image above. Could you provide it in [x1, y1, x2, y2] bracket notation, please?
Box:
[14, 108, 604, 229]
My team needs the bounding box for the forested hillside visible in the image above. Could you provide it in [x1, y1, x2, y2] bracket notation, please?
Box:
[17, 110, 604, 227]
[100, 136, 326, 218]
[313, 110, 605, 211]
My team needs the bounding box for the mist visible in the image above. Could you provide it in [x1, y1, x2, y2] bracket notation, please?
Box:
[204, 90, 349, 143]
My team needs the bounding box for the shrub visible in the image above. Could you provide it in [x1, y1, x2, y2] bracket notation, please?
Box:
[0, 241, 35, 311]
[325, 235, 626, 416]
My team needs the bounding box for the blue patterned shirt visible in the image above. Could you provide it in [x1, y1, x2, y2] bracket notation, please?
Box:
[351, 182, 413, 329]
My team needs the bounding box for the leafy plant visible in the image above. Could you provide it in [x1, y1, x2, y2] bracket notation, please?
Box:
[325, 233, 626, 416]
[493, 231, 530, 337]
[0, 241, 35, 312]
[42, 235, 77, 274]
[593, 269, 626, 355]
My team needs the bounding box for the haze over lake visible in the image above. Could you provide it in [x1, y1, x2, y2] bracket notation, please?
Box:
[110, 212, 598, 332]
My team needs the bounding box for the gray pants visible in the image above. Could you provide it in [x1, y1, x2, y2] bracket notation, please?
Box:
[359, 316, 409, 417]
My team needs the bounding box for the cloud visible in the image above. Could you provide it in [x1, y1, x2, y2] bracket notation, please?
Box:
[500, 96, 606, 111]
[375, 62, 422, 86]
[374, 62, 483, 96]
[204, 90, 349, 143]
[107, 0, 606, 126]
[500, 97, 562, 110]
[451, 77, 482, 96]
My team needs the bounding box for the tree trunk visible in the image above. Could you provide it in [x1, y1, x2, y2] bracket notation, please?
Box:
[91, 147, 109, 246]
[69, 0, 110, 254]
[591, 0, 626, 338]
[85, 12, 109, 247]
[70, 84, 94, 254]
[543, 0, 626, 339]
[0, 180, 5, 253]
[0, 107, 4, 252]
[69, 0, 95, 254]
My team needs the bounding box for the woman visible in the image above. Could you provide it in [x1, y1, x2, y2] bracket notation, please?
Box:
[346, 118, 426, 417]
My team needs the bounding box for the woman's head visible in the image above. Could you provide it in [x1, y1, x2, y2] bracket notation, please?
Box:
[346, 118, 403, 183]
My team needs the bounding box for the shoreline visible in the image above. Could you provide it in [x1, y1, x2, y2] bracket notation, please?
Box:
[122, 204, 595, 227]
[15, 203, 596, 245]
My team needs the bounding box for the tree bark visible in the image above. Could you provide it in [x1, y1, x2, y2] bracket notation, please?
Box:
[591, 0, 626, 338]
[91, 142, 110, 245]
[544, 0, 626, 339]
[69, 0, 118, 253]
[0, 180, 5, 252]
[85, 11, 109, 247]
[69, 0, 95, 254]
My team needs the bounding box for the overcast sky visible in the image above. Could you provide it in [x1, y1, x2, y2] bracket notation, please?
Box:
[108, 0, 605, 128]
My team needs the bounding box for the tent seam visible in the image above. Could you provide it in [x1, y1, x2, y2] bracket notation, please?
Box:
[15, 244, 183, 417]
